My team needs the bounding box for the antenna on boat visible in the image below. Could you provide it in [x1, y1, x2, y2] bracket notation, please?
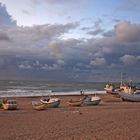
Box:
[41, 94, 44, 99]
[120, 72, 123, 86]
[120, 72, 127, 86]
[94, 89, 97, 97]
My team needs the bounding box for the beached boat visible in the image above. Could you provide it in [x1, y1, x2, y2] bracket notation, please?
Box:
[119, 83, 137, 94]
[32, 101, 47, 110]
[118, 92, 140, 102]
[0, 101, 2, 109]
[104, 83, 119, 95]
[40, 97, 60, 108]
[83, 96, 101, 105]
[2, 99, 17, 110]
[68, 99, 83, 107]
[104, 83, 115, 92]
[104, 80, 138, 96]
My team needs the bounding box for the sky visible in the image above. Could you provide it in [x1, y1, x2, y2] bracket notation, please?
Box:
[0, 0, 140, 82]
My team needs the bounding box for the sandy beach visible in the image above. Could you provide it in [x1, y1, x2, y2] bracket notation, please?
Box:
[0, 94, 140, 140]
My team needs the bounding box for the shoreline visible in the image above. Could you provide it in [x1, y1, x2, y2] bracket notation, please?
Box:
[0, 93, 105, 98]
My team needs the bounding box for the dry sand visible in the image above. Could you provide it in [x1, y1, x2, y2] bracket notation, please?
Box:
[0, 94, 140, 140]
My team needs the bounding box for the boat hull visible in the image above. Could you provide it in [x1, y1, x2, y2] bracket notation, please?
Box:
[68, 100, 83, 107]
[46, 100, 60, 108]
[106, 90, 118, 94]
[105, 90, 120, 98]
[83, 96, 101, 105]
[40, 99, 60, 108]
[32, 101, 47, 110]
[2, 103, 17, 110]
[83, 99, 101, 105]
[118, 92, 140, 102]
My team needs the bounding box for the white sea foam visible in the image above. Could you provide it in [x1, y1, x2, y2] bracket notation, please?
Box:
[0, 89, 106, 97]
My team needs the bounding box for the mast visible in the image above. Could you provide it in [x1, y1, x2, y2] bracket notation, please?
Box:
[120, 73, 123, 86]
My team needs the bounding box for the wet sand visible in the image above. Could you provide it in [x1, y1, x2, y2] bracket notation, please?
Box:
[0, 94, 140, 140]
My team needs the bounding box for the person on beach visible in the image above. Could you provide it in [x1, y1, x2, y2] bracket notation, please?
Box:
[80, 90, 84, 95]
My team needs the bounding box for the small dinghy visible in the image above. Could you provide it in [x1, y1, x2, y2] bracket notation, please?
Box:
[2, 99, 17, 110]
[68, 99, 83, 107]
[40, 97, 60, 108]
[32, 101, 47, 110]
[83, 96, 101, 105]
[104, 83, 120, 96]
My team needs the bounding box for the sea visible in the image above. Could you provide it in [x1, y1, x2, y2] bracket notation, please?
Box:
[0, 80, 108, 97]
[0, 80, 139, 97]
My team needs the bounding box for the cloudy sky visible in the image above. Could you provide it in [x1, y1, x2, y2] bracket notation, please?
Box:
[0, 0, 140, 82]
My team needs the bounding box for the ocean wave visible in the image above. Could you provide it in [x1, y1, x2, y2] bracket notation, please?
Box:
[0, 89, 105, 97]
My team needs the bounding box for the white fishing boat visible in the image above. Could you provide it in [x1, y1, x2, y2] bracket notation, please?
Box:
[104, 78, 138, 96]
[119, 81, 137, 94]
[40, 97, 60, 108]
[118, 92, 140, 102]
[83, 96, 101, 105]
[2, 99, 17, 110]
[104, 83, 119, 95]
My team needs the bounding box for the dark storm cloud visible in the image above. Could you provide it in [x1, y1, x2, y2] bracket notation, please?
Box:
[0, 1, 140, 81]
[1, 20, 140, 81]
[0, 3, 16, 27]
[0, 31, 10, 41]
[0, 22, 79, 59]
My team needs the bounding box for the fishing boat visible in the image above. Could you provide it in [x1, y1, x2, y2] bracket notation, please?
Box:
[40, 97, 60, 108]
[118, 92, 140, 102]
[104, 83, 115, 92]
[118, 74, 137, 94]
[2, 99, 17, 110]
[0, 101, 2, 109]
[32, 101, 47, 110]
[119, 81, 137, 94]
[83, 96, 101, 105]
[104, 83, 119, 95]
[68, 99, 83, 107]
[104, 79, 138, 97]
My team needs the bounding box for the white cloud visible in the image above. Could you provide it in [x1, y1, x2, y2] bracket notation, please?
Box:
[115, 21, 140, 42]
[120, 54, 137, 65]
[109, 63, 117, 68]
[136, 56, 140, 60]
[41, 63, 61, 70]
[90, 57, 106, 66]
[57, 59, 65, 66]
[18, 64, 32, 69]
[22, 10, 30, 15]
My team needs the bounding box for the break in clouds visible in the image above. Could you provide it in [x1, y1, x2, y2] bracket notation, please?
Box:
[0, 3, 140, 81]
